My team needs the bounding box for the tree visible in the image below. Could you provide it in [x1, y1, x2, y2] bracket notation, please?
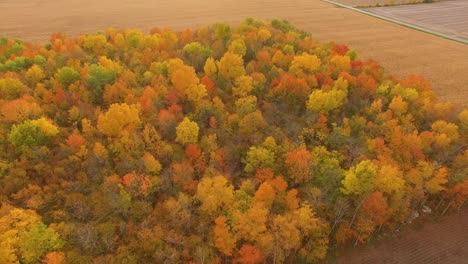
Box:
[244, 146, 275, 173]
[375, 164, 405, 195]
[0, 77, 26, 100]
[307, 87, 347, 114]
[289, 53, 321, 76]
[86, 64, 117, 102]
[217, 52, 246, 81]
[330, 55, 351, 72]
[195, 175, 234, 217]
[8, 118, 59, 149]
[204, 57, 217, 79]
[55, 66, 80, 87]
[66, 131, 87, 152]
[43, 252, 65, 264]
[238, 111, 267, 143]
[285, 147, 313, 184]
[236, 244, 263, 264]
[176, 117, 200, 145]
[25, 65, 45, 85]
[228, 39, 247, 57]
[341, 160, 377, 196]
[19, 222, 64, 264]
[214, 216, 237, 256]
[97, 103, 141, 137]
[168, 59, 199, 95]
[182, 42, 212, 71]
[1, 96, 42, 123]
[0, 208, 63, 264]
[233, 75, 254, 97]
[362, 191, 388, 226]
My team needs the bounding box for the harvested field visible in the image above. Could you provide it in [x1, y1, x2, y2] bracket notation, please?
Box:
[335, 208, 468, 264]
[334, 0, 431, 7]
[1, 0, 467, 106]
[365, 0, 468, 39]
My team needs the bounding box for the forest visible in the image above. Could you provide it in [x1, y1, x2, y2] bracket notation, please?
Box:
[0, 18, 466, 263]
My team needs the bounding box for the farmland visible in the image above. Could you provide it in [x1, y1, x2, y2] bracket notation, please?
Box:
[337, 208, 468, 264]
[1, 0, 467, 105]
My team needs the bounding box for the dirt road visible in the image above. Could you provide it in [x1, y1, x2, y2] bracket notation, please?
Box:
[1, 0, 467, 106]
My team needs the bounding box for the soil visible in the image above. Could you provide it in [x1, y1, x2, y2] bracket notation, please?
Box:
[335, 208, 468, 263]
[1, 0, 467, 105]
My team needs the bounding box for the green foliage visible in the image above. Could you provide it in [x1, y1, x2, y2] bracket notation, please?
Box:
[86, 64, 117, 101]
[0, 77, 25, 99]
[56, 66, 80, 87]
[182, 42, 212, 71]
[307, 88, 347, 114]
[19, 222, 64, 264]
[33, 55, 47, 65]
[8, 118, 58, 149]
[8, 121, 46, 148]
[244, 146, 275, 173]
[341, 160, 378, 196]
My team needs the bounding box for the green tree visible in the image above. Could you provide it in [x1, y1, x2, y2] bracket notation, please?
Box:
[341, 160, 377, 196]
[19, 222, 64, 264]
[86, 64, 117, 102]
[244, 146, 275, 173]
[8, 118, 59, 149]
[55, 66, 80, 87]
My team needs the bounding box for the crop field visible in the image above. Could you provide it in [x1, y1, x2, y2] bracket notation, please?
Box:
[365, 0, 468, 40]
[336, 208, 468, 264]
[1, 0, 467, 106]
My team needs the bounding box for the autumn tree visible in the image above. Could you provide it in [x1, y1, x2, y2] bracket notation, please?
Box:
[55, 66, 80, 87]
[217, 52, 246, 81]
[195, 175, 234, 217]
[97, 103, 141, 137]
[176, 117, 200, 145]
[285, 147, 313, 184]
[0, 207, 64, 264]
[214, 216, 237, 256]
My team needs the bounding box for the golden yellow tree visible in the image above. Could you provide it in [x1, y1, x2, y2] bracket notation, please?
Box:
[175, 117, 200, 145]
[97, 103, 141, 137]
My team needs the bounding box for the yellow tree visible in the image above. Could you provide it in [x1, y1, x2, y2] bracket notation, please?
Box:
[214, 216, 237, 256]
[0, 208, 63, 264]
[97, 103, 141, 137]
[217, 52, 246, 81]
[289, 53, 321, 76]
[307, 88, 347, 115]
[176, 117, 200, 145]
[195, 175, 234, 217]
[228, 39, 247, 57]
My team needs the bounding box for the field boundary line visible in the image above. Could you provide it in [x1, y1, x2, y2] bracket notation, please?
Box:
[320, 0, 468, 45]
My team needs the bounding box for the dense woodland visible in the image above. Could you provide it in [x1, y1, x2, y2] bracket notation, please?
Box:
[0, 19, 466, 263]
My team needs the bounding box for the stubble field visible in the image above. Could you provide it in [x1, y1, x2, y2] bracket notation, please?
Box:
[1, 0, 467, 106]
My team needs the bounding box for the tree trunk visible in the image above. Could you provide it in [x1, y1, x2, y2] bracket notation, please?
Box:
[349, 197, 365, 228]
[441, 200, 455, 216]
[434, 197, 444, 212]
[457, 199, 466, 211]
[354, 231, 362, 247]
